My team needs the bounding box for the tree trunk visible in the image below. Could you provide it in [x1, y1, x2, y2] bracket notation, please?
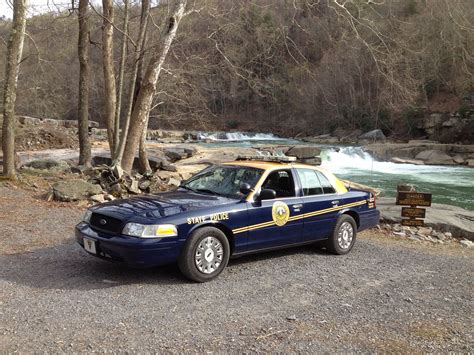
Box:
[136, 2, 151, 174]
[77, 0, 91, 167]
[122, 0, 187, 173]
[101, 0, 117, 157]
[113, 0, 129, 161]
[1, 0, 27, 180]
[114, 0, 150, 167]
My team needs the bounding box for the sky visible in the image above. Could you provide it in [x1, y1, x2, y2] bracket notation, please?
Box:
[0, 0, 96, 19]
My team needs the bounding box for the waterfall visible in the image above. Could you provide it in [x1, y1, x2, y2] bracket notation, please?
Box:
[197, 131, 283, 141]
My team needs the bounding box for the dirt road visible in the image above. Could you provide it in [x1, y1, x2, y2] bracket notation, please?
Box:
[0, 187, 472, 352]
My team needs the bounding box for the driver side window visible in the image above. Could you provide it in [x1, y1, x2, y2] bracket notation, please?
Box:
[261, 170, 296, 198]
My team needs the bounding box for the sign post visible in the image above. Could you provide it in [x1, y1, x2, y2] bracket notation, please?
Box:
[396, 191, 431, 226]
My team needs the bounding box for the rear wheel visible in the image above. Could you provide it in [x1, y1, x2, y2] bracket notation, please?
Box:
[178, 227, 230, 282]
[326, 214, 357, 255]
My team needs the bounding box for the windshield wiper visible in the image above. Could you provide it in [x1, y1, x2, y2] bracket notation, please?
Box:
[195, 188, 223, 196]
[179, 185, 197, 193]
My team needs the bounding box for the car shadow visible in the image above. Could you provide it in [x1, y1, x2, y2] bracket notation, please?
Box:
[0, 240, 331, 291]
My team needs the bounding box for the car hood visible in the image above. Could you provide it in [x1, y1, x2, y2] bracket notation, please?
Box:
[90, 190, 238, 220]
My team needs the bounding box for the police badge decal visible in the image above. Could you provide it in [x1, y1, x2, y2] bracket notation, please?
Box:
[272, 201, 290, 226]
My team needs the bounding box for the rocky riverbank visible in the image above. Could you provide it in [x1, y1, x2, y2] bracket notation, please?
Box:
[364, 141, 474, 167]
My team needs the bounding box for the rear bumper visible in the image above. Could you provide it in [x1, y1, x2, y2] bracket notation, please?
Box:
[358, 209, 381, 231]
[75, 222, 181, 268]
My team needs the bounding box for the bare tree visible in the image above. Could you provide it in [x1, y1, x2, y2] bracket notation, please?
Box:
[114, 0, 153, 169]
[121, 0, 187, 172]
[1, 0, 27, 180]
[101, 0, 117, 156]
[77, 0, 92, 166]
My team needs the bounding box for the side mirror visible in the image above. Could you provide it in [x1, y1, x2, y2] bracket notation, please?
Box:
[240, 183, 252, 195]
[257, 189, 276, 201]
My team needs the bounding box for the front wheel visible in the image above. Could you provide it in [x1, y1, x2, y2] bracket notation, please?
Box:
[178, 227, 230, 282]
[325, 214, 357, 255]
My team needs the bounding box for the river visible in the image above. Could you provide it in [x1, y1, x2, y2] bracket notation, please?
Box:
[196, 132, 474, 211]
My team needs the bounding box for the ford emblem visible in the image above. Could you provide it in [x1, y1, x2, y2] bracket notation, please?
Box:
[99, 219, 107, 225]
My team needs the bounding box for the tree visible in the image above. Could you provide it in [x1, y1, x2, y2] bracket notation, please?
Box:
[101, 0, 117, 156]
[77, 0, 92, 166]
[1, 0, 27, 180]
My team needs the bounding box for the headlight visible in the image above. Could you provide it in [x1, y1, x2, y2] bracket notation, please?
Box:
[83, 210, 92, 223]
[122, 223, 178, 238]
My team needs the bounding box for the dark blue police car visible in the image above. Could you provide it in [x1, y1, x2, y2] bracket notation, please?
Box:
[76, 159, 380, 282]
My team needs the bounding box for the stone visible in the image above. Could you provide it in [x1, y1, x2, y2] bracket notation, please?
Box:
[432, 232, 446, 241]
[298, 157, 322, 166]
[128, 180, 141, 194]
[110, 183, 123, 195]
[393, 224, 402, 232]
[104, 194, 116, 201]
[444, 232, 453, 238]
[162, 163, 177, 172]
[417, 227, 432, 236]
[139, 180, 151, 191]
[466, 159, 474, 167]
[415, 150, 455, 165]
[358, 129, 386, 141]
[452, 155, 466, 164]
[52, 180, 103, 202]
[391, 157, 424, 165]
[460, 239, 473, 248]
[393, 231, 406, 237]
[164, 148, 185, 163]
[168, 177, 181, 187]
[22, 159, 70, 171]
[286, 146, 321, 159]
[90, 194, 105, 203]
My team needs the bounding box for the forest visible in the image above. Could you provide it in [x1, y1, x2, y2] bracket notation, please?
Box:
[0, 0, 473, 175]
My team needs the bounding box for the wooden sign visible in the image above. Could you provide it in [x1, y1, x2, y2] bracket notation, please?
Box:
[396, 192, 432, 207]
[401, 219, 425, 227]
[401, 207, 426, 219]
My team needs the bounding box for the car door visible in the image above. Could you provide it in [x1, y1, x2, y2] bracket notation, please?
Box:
[295, 168, 340, 241]
[246, 169, 304, 250]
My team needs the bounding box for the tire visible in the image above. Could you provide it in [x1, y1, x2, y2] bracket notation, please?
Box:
[178, 227, 230, 282]
[325, 214, 357, 255]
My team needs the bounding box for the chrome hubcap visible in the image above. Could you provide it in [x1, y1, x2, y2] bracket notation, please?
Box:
[195, 236, 224, 274]
[337, 222, 354, 249]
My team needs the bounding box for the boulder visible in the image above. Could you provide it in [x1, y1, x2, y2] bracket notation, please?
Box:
[452, 155, 466, 165]
[298, 157, 322, 166]
[286, 146, 321, 159]
[358, 129, 386, 141]
[466, 159, 474, 167]
[164, 147, 195, 162]
[391, 157, 425, 165]
[52, 179, 103, 202]
[415, 150, 455, 165]
[22, 159, 70, 171]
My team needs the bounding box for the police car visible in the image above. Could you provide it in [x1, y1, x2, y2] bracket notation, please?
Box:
[76, 158, 380, 282]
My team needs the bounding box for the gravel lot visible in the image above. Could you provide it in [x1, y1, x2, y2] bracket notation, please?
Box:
[0, 187, 472, 352]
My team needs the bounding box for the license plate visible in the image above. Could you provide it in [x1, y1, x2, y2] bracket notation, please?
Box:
[83, 238, 97, 254]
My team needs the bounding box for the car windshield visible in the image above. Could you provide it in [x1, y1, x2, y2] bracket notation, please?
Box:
[181, 165, 263, 199]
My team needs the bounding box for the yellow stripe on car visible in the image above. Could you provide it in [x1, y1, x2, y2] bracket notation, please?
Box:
[232, 200, 367, 235]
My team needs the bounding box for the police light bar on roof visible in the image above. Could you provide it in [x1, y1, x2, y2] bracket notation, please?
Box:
[236, 155, 297, 163]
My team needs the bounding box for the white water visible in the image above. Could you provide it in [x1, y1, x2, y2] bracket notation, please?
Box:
[320, 146, 474, 209]
[197, 131, 283, 141]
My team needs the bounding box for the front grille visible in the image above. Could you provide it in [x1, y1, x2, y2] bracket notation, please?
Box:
[89, 213, 123, 235]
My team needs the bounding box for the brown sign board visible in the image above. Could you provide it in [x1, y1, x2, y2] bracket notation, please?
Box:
[396, 192, 432, 207]
[401, 218, 425, 227]
[401, 207, 426, 219]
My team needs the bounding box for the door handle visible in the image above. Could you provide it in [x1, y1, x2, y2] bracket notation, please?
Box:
[293, 204, 303, 210]
[331, 200, 340, 205]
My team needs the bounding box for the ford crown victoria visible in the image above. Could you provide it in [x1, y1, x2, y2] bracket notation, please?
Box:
[76, 160, 380, 282]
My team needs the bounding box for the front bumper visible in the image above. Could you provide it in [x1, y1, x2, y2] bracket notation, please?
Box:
[75, 222, 181, 268]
